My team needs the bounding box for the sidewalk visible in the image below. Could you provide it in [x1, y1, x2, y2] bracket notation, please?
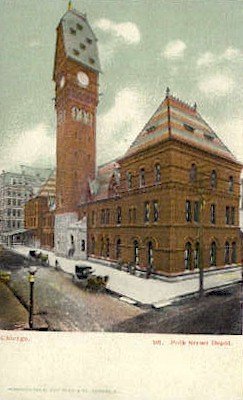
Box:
[12, 245, 242, 307]
[0, 281, 28, 330]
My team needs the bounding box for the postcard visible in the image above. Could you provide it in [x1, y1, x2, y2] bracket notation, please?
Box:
[0, 0, 242, 399]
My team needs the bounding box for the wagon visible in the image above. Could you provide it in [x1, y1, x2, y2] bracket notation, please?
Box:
[28, 250, 49, 266]
[72, 265, 109, 290]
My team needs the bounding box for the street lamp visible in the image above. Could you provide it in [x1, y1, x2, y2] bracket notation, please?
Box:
[28, 266, 37, 329]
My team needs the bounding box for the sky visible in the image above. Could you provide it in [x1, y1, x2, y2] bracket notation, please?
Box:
[0, 0, 243, 173]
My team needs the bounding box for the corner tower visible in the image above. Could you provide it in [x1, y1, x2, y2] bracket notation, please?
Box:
[53, 5, 101, 255]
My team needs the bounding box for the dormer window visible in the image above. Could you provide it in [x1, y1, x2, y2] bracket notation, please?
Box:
[70, 28, 76, 35]
[80, 43, 86, 50]
[86, 38, 93, 44]
[77, 23, 83, 31]
[73, 49, 80, 56]
[204, 132, 214, 141]
[147, 125, 156, 133]
[184, 123, 194, 132]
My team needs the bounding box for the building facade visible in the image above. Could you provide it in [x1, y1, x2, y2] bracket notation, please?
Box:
[0, 166, 52, 243]
[51, 6, 242, 275]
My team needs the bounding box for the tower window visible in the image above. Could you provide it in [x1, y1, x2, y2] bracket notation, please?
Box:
[185, 200, 192, 222]
[210, 204, 216, 224]
[89, 57, 95, 64]
[86, 38, 93, 44]
[70, 28, 76, 35]
[77, 23, 83, 30]
[80, 43, 86, 50]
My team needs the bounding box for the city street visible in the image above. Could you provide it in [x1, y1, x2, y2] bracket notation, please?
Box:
[0, 250, 144, 331]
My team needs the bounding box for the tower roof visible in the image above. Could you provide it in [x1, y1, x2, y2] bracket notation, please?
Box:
[125, 91, 237, 162]
[60, 8, 101, 73]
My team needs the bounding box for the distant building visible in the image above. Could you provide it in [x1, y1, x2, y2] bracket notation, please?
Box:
[24, 170, 56, 249]
[0, 166, 52, 244]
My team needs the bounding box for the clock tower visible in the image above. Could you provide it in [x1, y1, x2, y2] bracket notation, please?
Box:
[53, 5, 101, 255]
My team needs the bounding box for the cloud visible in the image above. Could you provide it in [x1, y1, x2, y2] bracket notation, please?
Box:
[197, 52, 215, 67]
[94, 18, 140, 44]
[222, 46, 241, 61]
[97, 88, 149, 164]
[29, 40, 41, 48]
[198, 73, 235, 96]
[197, 47, 242, 67]
[0, 123, 55, 172]
[162, 40, 187, 59]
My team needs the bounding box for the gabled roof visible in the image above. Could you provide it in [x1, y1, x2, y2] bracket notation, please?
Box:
[60, 9, 101, 73]
[37, 170, 56, 198]
[125, 90, 237, 162]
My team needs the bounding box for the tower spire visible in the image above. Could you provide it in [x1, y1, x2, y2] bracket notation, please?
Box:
[68, 1, 73, 11]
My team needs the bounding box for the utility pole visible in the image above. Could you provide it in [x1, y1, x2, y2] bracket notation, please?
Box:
[28, 266, 37, 329]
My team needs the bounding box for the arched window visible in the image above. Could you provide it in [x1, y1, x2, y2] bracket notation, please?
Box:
[134, 240, 139, 265]
[154, 163, 161, 183]
[139, 168, 145, 187]
[224, 241, 230, 264]
[116, 206, 122, 224]
[81, 239, 85, 252]
[189, 163, 197, 182]
[147, 241, 153, 267]
[231, 242, 237, 264]
[210, 170, 217, 188]
[210, 241, 217, 266]
[194, 242, 200, 269]
[184, 242, 192, 270]
[116, 238, 121, 260]
[144, 202, 150, 222]
[229, 176, 234, 192]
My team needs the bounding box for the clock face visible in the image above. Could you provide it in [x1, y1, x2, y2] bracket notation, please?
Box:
[77, 72, 89, 87]
[60, 76, 65, 88]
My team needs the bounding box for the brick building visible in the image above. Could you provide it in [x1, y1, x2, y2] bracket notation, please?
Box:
[52, 5, 242, 276]
[24, 171, 56, 249]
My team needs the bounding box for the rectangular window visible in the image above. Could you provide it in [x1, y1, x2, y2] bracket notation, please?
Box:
[127, 172, 132, 189]
[101, 209, 105, 225]
[144, 202, 150, 223]
[231, 207, 235, 225]
[185, 200, 192, 222]
[153, 201, 159, 222]
[225, 206, 230, 225]
[133, 208, 137, 223]
[194, 201, 200, 222]
[210, 204, 216, 224]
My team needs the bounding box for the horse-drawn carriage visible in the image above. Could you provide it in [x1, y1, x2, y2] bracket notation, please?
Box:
[28, 250, 49, 266]
[72, 265, 109, 291]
